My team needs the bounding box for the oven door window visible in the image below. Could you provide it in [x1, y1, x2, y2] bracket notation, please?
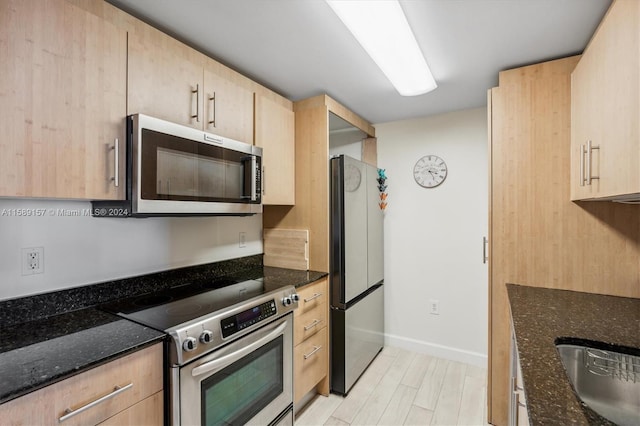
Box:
[201, 336, 283, 426]
[140, 129, 256, 203]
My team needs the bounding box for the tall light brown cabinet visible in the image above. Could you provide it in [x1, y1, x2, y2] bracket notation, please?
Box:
[264, 94, 375, 407]
[487, 55, 640, 426]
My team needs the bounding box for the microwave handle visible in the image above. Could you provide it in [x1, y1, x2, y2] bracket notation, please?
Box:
[242, 155, 259, 201]
[191, 321, 287, 378]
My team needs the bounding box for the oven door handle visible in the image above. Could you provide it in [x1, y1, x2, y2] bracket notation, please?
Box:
[191, 321, 287, 378]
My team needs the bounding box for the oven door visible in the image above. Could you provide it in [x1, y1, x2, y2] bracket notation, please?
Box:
[179, 314, 293, 426]
[131, 114, 262, 215]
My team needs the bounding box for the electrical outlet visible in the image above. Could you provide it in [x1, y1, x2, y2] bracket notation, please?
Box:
[429, 299, 440, 315]
[22, 247, 44, 275]
[239, 232, 246, 248]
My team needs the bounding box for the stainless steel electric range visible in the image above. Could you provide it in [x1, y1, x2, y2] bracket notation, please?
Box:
[102, 277, 299, 426]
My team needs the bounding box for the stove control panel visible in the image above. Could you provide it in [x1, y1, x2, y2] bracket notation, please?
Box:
[169, 285, 299, 365]
[220, 299, 278, 338]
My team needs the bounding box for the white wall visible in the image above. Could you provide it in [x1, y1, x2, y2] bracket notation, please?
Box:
[329, 128, 364, 160]
[375, 107, 488, 367]
[0, 199, 262, 300]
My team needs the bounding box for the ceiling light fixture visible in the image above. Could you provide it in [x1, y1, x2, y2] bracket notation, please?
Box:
[326, 0, 437, 97]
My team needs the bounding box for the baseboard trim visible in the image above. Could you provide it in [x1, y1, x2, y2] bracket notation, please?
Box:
[385, 333, 488, 368]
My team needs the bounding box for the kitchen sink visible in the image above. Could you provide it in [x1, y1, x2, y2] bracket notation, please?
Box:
[556, 341, 640, 426]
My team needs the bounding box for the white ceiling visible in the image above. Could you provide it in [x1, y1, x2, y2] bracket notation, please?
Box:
[107, 0, 611, 124]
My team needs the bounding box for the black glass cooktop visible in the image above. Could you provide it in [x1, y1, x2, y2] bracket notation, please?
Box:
[101, 276, 287, 331]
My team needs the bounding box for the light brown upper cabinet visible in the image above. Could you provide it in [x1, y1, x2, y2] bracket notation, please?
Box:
[203, 63, 254, 144]
[128, 27, 254, 143]
[255, 95, 295, 205]
[571, 0, 639, 201]
[0, 0, 126, 199]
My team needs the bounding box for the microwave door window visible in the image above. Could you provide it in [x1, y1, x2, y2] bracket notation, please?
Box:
[197, 156, 228, 199]
[156, 148, 200, 198]
[156, 148, 245, 201]
[198, 156, 243, 200]
[156, 149, 194, 198]
[223, 161, 243, 199]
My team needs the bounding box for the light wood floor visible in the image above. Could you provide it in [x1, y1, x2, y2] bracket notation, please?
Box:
[295, 346, 489, 426]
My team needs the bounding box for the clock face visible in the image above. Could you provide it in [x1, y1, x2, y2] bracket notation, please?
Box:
[344, 164, 362, 192]
[413, 155, 447, 188]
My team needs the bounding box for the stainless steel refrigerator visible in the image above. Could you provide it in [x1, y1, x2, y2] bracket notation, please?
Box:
[330, 155, 384, 395]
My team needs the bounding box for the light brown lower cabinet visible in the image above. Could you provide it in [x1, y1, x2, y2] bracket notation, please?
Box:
[99, 391, 163, 426]
[0, 343, 163, 426]
[293, 277, 330, 404]
[294, 327, 329, 404]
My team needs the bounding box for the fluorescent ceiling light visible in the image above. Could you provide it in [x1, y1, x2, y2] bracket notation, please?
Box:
[326, 0, 437, 96]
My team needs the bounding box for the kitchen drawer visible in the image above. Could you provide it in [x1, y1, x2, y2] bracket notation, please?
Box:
[295, 278, 328, 318]
[294, 327, 328, 403]
[0, 343, 163, 426]
[294, 297, 327, 345]
[99, 391, 163, 426]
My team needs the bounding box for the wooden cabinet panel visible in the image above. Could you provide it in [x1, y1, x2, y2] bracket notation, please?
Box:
[128, 26, 255, 142]
[294, 278, 328, 345]
[255, 95, 295, 205]
[99, 391, 163, 426]
[571, 0, 640, 200]
[0, 0, 126, 199]
[0, 344, 163, 426]
[203, 65, 254, 143]
[294, 327, 328, 403]
[127, 27, 204, 129]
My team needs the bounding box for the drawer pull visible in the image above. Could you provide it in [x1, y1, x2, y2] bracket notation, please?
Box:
[304, 319, 322, 331]
[304, 345, 322, 360]
[304, 293, 323, 303]
[58, 383, 133, 423]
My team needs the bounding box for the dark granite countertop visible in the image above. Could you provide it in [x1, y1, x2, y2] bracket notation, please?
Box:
[507, 284, 640, 425]
[0, 308, 165, 404]
[262, 266, 327, 289]
[0, 255, 326, 406]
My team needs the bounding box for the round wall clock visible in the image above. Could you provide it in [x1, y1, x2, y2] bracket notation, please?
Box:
[413, 155, 448, 188]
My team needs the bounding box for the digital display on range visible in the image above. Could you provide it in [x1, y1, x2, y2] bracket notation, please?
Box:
[220, 300, 277, 338]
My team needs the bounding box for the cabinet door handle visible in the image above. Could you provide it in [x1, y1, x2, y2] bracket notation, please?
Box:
[191, 84, 200, 122]
[304, 319, 322, 331]
[262, 166, 265, 196]
[482, 236, 488, 264]
[580, 144, 586, 186]
[110, 138, 119, 188]
[304, 293, 323, 303]
[208, 92, 216, 127]
[303, 345, 322, 360]
[586, 140, 600, 185]
[58, 383, 133, 423]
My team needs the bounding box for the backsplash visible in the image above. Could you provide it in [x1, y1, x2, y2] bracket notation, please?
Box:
[0, 199, 263, 301]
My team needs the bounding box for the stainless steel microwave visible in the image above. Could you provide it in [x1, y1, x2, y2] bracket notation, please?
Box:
[92, 114, 262, 217]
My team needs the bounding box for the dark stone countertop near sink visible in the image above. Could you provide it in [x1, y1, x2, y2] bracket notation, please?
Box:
[507, 284, 640, 425]
[0, 308, 165, 404]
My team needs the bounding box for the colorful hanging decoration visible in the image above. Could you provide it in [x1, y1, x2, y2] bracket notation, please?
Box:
[377, 168, 388, 210]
